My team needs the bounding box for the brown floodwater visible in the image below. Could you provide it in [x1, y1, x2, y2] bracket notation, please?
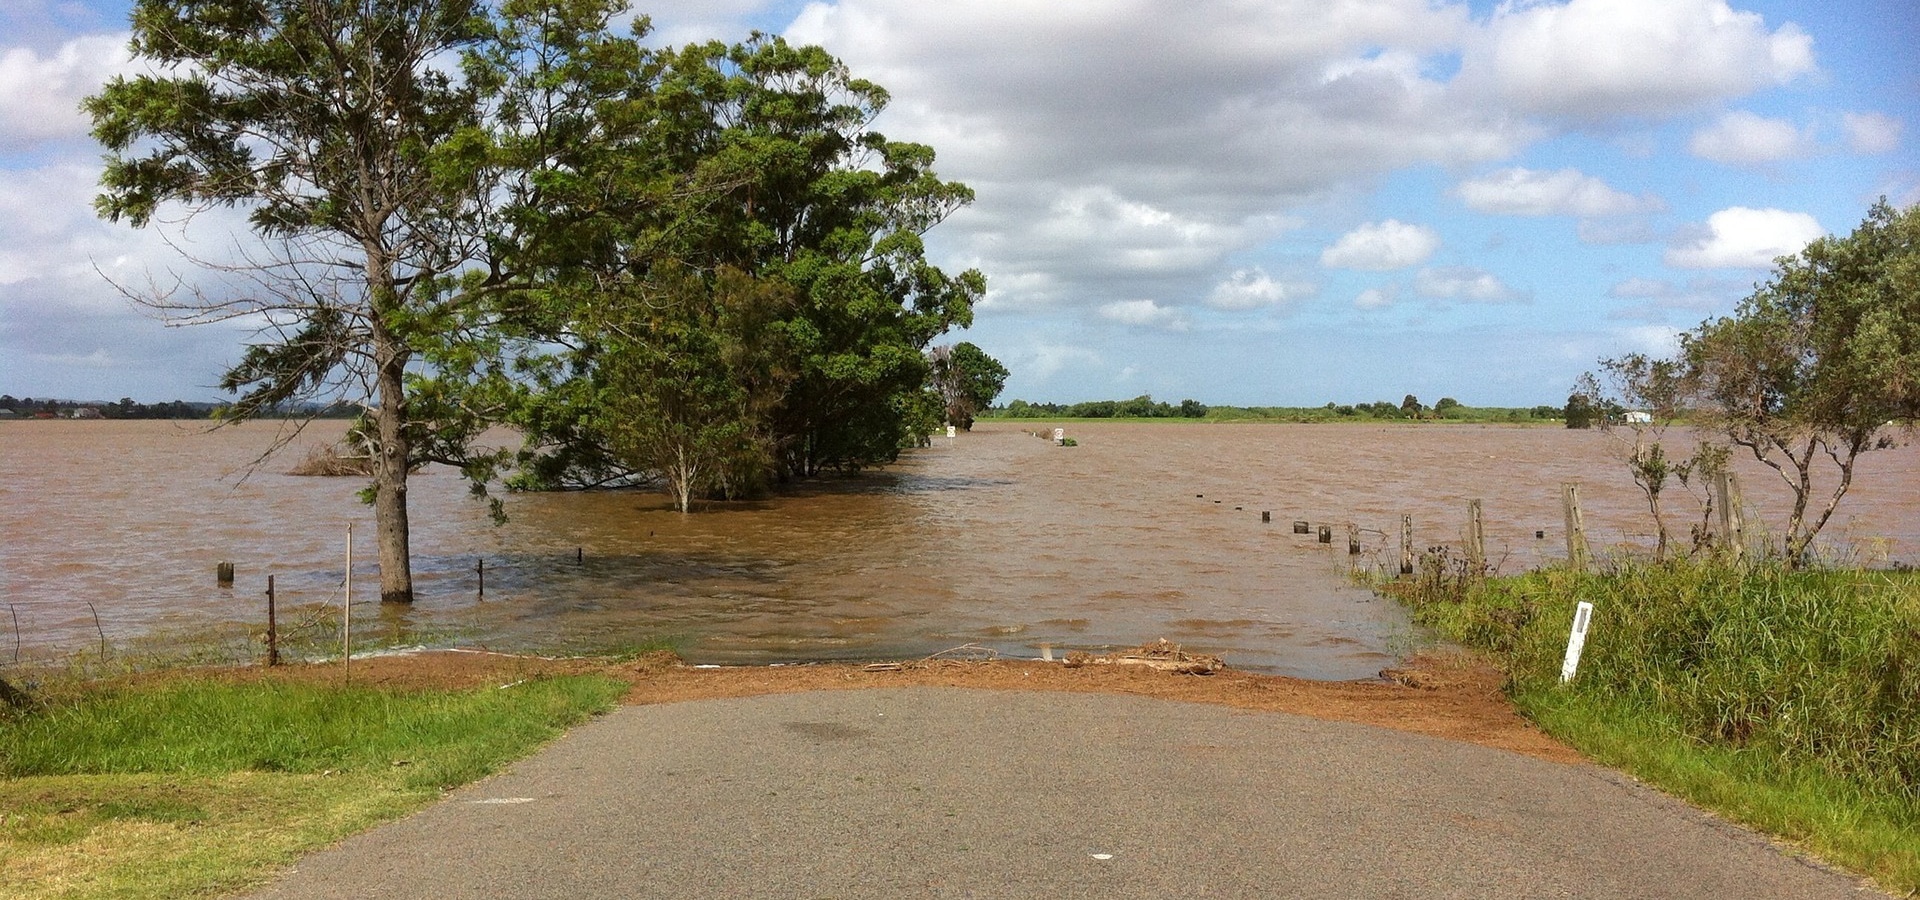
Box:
[2, 419, 1915, 678]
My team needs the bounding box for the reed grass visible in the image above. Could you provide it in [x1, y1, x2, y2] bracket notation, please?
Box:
[1391, 557, 1920, 892]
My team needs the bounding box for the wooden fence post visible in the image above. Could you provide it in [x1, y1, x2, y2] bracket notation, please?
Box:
[1562, 483, 1590, 573]
[1466, 499, 1486, 572]
[266, 574, 279, 667]
[1399, 515, 1415, 576]
[1713, 470, 1746, 564]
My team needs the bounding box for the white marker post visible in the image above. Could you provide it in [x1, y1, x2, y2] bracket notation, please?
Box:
[1052, 427, 1065, 445]
[343, 521, 353, 678]
[1560, 601, 1594, 683]
[946, 424, 956, 447]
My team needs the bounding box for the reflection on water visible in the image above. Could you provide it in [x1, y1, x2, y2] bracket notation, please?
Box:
[2, 420, 1914, 679]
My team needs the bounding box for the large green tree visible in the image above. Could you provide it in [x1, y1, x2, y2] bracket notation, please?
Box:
[87, 0, 496, 603]
[1680, 199, 1918, 562]
[489, 30, 985, 489]
[928, 341, 1009, 430]
[593, 267, 798, 512]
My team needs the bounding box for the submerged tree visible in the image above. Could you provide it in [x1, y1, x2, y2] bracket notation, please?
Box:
[1679, 199, 1919, 562]
[928, 341, 1009, 431]
[87, 0, 496, 603]
[594, 267, 798, 512]
[492, 31, 986, 488]
[1578, 354, 1698, 558]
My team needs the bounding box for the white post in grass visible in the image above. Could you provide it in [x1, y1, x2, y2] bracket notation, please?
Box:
[1560, 601, 1594, 683]
[343, 522, 353, 678]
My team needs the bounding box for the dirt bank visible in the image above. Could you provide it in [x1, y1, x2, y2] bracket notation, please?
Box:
[198, 648, 1579, 764]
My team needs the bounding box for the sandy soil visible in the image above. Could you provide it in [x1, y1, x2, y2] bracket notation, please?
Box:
[200, 647, 1581, 765]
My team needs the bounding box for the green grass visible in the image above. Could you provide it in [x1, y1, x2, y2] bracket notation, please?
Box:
[1388, 559, 1920, 893]
[1518, 687, 1920, 891]
[0, 674, 625, 899]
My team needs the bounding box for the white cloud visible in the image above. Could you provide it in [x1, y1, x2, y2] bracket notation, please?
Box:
[1459, 0, 1815, 121]
[1688, 111, 1814, 165]
[1320, 220, 1439, 271]
[1843, 111, 1902, 155]
[1618, 324, 1684, 357]
[1354, 285, 1398, 310]
[1097, 299, 1190, 331]
[0, 35, 133, 152]
[1016, 342, 1104, 383]
[1205, 268, 1317, 311]
[1665, 207, 1823, 269]
[1413, 266, 1529, 304]
[786, 0, 1527, 317]
[1604, 276, 1738, 321]
[1454, 167, 1661, 217]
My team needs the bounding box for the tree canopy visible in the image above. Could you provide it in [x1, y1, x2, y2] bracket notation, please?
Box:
[465, 19, 986, 493]
[1677, 199, 1918, 561]
[88, 0, 497, 602]
[929, 341, 1009, 431]
[88, 0, 994, 610]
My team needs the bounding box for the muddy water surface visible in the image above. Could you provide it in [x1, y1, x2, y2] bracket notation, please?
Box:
[2, 420, 1914, 678]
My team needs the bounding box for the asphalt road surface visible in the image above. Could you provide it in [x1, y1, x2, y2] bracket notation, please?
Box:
[241, 688, 1886, 899]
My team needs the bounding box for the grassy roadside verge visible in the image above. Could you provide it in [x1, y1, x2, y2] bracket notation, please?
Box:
[1, 673, 625, 899]
[1389, 560, 1920, 894]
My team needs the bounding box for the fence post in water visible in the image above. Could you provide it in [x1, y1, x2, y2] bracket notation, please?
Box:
[1399, 515, 1415, 576]
[1712, 470, 1746, 564]
[217, 561, 234, 587]
[1293, 520, 1310, 535]
[1316, 524, 1333, 544]
[1562, 483, 1590, 573]
[266, 574, 279, 667]
[1466, 499, 1486, 572]
[1262, 511, 1272, 524]
[1346, 523, 1361, 557]
[476, 557, 485, 600]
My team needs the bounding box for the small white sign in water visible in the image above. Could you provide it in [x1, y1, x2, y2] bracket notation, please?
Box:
[1561, 601, 1594, 683]
[1052, 427, 1065, 444]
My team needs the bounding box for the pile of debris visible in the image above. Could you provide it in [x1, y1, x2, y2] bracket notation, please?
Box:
[1064, 639, 1224, 675]
[287, 442, 374, 477]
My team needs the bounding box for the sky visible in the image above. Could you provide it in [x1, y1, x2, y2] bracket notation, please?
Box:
[0, 0, 1915, 407]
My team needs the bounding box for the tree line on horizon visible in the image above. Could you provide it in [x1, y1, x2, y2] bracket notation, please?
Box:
[987, 394, 1564, 422]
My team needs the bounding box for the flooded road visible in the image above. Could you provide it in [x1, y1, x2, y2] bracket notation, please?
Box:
[2, 419, 1914, 678]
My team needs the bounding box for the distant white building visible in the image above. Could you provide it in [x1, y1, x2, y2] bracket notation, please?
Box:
[1623, 410, 1653, 424]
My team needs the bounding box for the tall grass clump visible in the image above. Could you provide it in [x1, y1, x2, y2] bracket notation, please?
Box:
[1392, 558, 1920, 889]
[1408, 560, 1920, 794]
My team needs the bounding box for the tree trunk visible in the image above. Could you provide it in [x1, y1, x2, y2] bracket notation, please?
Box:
[372, 325, 415, 604]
